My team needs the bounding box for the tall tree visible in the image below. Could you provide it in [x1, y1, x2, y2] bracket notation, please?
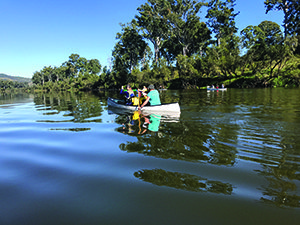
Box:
[265, 0, 300, 37]
[206, 0, 239, 46]
[135, 0, 171, 64]
[87, 59, 101, 75]
[287, 0, 300, 36]
[166, 0, 211, 58]
[113, 22, 148, 74]
[61, 54, 80, 78]
[241, 21, 296, 76]
[264, 0, 289, 37]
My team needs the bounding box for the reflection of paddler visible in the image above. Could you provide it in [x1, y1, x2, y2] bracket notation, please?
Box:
[132, 111, 140, 121]
[148, 114, 161, 132]
[122, 111, 140, 130]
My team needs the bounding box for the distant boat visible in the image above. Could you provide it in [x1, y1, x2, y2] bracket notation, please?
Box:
[207, 87, 227, 91]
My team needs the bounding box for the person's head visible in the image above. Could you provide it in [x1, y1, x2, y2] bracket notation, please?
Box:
[148, 84, 155, 90]
[127, 84, 132, 90]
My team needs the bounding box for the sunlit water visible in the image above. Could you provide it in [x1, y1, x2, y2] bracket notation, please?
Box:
[0, 89, 299, 225]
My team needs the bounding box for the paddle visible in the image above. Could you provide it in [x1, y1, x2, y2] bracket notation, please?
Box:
[135, 89, 141, 110]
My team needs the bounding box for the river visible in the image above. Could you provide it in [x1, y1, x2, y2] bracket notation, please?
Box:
[0, 88, 299, 225]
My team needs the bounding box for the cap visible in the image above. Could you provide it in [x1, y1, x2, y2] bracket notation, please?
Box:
[148, 84, 155, 90]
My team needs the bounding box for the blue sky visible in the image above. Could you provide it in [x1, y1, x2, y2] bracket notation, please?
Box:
[0, 0, 283, 78]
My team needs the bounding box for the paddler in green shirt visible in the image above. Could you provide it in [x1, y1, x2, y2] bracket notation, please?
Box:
[139, 84, 161, 109]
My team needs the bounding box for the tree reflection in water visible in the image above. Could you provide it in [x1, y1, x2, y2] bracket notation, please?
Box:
[134, 169, 233, 195]
[115, 107, 300, 208]
[258, 164, 300, 208]
[33, 92, 104, 123]
[116, 110, 237, 165]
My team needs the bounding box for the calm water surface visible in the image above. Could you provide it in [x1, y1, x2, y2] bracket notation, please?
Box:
[0, 89, 300, 225]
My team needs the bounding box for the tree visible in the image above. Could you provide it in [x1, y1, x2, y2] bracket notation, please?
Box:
[264, 0, 288, 38]
[286, 0, 300, 36]
[265, 0, 300, 54]
[32, 71, 43, 85]
[176, 54, 199, 87]
[61, 54, 80, 78]
[87, 59, 101, 75]
[135, 0, 171, 64]
[206, 0, 239, 46]
[165, 0, 211, 58]
[241, 21, 296, 77]
[111, 22, 148, 86]
[113, 22, 148, 74]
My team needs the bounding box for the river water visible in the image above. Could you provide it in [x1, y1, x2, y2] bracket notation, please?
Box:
[0, 88, 299, 225]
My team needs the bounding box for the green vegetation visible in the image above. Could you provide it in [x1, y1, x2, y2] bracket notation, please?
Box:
[4, 0, 300, 92]
[0, 73, 32, 94]
[31, 53, 102, 92]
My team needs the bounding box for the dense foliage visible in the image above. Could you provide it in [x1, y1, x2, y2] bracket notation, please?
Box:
[0, 79, 30, 89]
[8, 0, 300, 92]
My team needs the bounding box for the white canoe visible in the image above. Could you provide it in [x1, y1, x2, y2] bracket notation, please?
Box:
[207, 88, 227, 91]
[107, 97, 181, 116]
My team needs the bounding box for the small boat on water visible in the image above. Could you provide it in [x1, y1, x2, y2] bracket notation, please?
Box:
[107, 97, 181, 118]
[207, 87, 227, 91]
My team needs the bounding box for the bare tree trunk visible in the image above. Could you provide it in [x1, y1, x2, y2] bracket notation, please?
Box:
[151, 37, 161, 64]
[283, 0, 289, 38]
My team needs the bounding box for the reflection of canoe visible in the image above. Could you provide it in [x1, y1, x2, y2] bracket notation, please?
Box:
[107, 97, 180, 120]
[207, 88, 227, 91]
[108, 107, 180, 122]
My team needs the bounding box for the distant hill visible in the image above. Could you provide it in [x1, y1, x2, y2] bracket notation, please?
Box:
[0, 73, 31, 83]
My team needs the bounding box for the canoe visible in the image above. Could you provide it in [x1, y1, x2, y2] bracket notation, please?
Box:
[107, 97, 181, 117]
[207, 88, 227, 91]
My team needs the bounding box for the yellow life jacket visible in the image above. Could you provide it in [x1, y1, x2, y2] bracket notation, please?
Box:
[131, 97, 140, 106]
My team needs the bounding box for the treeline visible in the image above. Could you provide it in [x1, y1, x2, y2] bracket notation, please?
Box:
[31, 54, 103, 92]
[31, 0, 300, 91]
[0, 79, 31, 93]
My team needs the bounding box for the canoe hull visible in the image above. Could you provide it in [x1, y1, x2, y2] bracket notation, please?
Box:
[207, 88, 227, 91]
[107, 97, 181, 117]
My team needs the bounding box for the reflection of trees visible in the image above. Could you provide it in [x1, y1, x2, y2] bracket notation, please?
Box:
[0, 93, 33, 105]
[258, 164, 300, 208]
[115, 89, 300, 207]
[50, 128, 91, 132]
[204, 89, 300, 208]
[134, 169, 233, 195]
[118, 118, 238, 165]
[33, 92, 104, 123]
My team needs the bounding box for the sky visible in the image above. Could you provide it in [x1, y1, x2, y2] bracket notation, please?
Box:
[0, 0, 283, 78]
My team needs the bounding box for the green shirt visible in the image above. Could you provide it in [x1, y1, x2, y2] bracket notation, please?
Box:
[148, 114, 161, 132]
[147, 90, 161, 106]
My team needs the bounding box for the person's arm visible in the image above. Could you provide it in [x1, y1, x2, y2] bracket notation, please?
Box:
[139, 96, 150, 109]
